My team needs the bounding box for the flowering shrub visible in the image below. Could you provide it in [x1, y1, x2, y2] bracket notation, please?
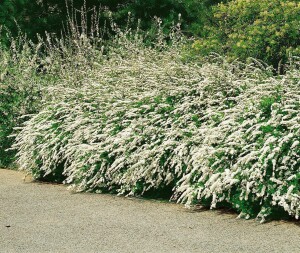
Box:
[0, 10, 179, 167]
[2, 14, 299, 221]
[12, 28, 300, 220]
[0, 38, 46, 167]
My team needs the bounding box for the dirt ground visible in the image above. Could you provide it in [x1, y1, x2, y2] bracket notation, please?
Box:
[1, 169, 299, 253]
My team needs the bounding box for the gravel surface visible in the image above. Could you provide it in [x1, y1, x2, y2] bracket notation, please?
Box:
[0, 169, 299, 253]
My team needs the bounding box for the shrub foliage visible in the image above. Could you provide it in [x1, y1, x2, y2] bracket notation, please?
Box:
[4, 25, 298, 221]
[1, 6, 300, 221]
[0, 0, 222, 43]
[193, 0, 300, 68]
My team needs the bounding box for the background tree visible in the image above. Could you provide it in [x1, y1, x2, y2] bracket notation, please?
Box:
[0, 0, 224, 42]
[193, 0, 300, 69]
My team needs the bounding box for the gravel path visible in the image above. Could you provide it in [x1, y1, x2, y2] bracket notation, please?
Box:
[0, 169, 299, 253]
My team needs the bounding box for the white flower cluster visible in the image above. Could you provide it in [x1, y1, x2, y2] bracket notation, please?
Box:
[9, 27, 300, 221]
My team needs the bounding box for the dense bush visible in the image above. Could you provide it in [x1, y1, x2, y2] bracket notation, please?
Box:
[0, 14, 181, 167]
[0, 0, 223, 43]
[0, 38, 46, 167]
[193, 0, 300, 68]
[1, 4, 300, 221]
[115, 0, 225, 36]
[9, 24, 300, 221]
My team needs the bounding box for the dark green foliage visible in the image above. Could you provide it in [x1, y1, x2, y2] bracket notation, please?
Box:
[0, 83, 38, 167]
[0, 85, 18, 167]
[0, 0, 223, 43]
[0, 0, 50, 42]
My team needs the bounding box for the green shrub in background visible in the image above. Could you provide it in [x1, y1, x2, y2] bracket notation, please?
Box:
[193, 0, 300, 69]
[0, 0, 224, 43]
[116, 0, 226, 36]
[0, 0, 49, 44]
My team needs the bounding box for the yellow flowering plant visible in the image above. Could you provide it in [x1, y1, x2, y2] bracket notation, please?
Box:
[193, 0, 300, 70]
